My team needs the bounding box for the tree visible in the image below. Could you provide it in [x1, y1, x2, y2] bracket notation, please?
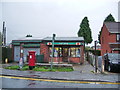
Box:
[98, 30, 102, 44]
[104, 14, 115, 22]
[77, 17, 93, 44]
[98, 14, 115, 44]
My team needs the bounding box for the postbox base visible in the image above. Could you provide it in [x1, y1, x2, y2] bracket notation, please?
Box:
[29, 66, 35, 70]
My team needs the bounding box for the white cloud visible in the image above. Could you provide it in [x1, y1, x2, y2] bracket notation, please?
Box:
[1, 0, 119, 46]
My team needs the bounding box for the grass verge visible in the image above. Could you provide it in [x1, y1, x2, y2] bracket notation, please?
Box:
[4, 65, 74, 72]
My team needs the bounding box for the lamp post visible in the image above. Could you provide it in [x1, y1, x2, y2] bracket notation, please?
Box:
[94, 40, 98, 73]
[51, 34, 56, 70]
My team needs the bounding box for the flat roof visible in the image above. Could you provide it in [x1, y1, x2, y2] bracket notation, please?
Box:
[12, 37, 42, 43]
[42, 37, 84, 41]
[12, 37, 84, 44]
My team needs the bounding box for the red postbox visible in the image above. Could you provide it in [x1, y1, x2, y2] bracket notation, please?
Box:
[28, 51, 36, 70]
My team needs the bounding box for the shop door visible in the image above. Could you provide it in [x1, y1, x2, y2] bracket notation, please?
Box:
[62, 48, 69, 62]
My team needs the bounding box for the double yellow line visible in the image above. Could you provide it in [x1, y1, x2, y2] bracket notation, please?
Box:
[0, 75, 120, 85]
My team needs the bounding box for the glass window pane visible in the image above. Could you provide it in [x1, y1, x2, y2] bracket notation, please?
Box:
[70, 48, 76, 57]
[49, 47, 63, 57]
[59, 47, 62, 57]
[49, 47, 52, 57]
[76, 48, 80, 57]
[54, 47, 58, 57]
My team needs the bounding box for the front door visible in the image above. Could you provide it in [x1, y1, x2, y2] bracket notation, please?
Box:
[14, 46, 20, 62]
[62, 48, 69, 62]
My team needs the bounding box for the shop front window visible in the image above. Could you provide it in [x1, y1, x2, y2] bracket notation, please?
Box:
[58, 47, 62, 57]
[49, 47, 52, 57]
[70, 48, 76, 57]
[76, 48, 81, 57]
[49, 47, 62, 57]
[49, 47, 80, 57]
[70, 47, 81, 57]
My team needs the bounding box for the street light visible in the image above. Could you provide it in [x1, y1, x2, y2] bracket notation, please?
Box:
[94, 40, 99, 73]
[51, 34, 56, 70]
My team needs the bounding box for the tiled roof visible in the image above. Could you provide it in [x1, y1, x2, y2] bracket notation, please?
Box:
[104, 22, 120, 33]
[42, 37, 84, 41]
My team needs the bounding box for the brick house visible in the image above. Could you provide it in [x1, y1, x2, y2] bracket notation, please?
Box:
[12, 37, 84, 64]
[100, 22, 120, 56]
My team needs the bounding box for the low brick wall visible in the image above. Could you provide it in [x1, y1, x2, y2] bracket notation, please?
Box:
[48, 57, 81, 64]
[69, 57, 80, 63]
[49, 57, 62, 63]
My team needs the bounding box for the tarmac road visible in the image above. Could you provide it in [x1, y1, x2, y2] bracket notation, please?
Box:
[1, 75, 120, 88]
[1, 61, 120, 89]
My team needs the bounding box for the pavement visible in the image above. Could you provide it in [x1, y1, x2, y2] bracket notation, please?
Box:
[0, 60, 120, 83]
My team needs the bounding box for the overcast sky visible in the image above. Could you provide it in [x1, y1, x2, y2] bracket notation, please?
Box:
[0, 0, 119, 46]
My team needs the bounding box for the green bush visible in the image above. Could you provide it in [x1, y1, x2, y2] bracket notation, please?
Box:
[89, 50, 101, 56]
[5, 65, 19, 70]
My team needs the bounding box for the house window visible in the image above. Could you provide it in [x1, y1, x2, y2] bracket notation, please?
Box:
[117, 34, 120, 42]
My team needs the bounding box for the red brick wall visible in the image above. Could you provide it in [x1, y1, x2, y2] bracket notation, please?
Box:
[69, 57, 81, 63]
[40, 43, 49, 62]
[101, 24, 117, 56]
[49, 57, 81, 64]
[80, 45, 84, 64]
[49, 57, 62, 62]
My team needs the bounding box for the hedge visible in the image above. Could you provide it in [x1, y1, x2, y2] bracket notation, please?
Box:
[2, 47, 13, 63]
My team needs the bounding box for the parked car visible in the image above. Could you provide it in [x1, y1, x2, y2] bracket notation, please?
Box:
[103, 53, 120, 72]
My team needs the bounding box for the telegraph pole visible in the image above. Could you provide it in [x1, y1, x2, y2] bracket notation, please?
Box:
[4, 27, 6, 46]
[2, 22, 6, 46]
[51, 34, 56, 70]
